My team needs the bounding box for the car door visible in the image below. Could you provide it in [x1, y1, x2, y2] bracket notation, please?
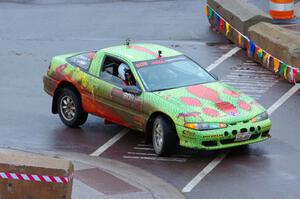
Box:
[89, 52, 146, 131]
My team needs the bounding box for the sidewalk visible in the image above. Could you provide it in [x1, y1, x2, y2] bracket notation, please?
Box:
[53, 151, 186, 199]
[72, 159, 153, 199]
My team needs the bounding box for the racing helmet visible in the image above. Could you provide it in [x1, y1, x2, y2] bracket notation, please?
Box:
[118, 63, 130, 81]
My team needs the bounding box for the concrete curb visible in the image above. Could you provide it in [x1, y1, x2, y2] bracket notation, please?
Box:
[206, 0, 300, 84]
[35, 150, 186, 199]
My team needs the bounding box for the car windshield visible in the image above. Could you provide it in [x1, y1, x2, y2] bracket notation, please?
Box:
[134, 56, 216, 91]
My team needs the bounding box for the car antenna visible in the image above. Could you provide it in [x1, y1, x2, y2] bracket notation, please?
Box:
[125, 38, 131, 47]
[158, 50, 162, 58]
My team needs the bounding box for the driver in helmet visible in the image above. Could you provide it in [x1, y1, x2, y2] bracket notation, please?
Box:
[118, 63, 136, 86]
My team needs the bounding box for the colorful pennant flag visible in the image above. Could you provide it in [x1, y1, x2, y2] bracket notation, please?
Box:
[205, 5, 209, 17]
[263, 53, 270, 65]
[257, 48, 263, 60]
[248, 40, 256, 58]
[284, 65, 288, 79]
[293, 68, 298, 83]
[219, 18, 225, 32]
[279, 63, 287, 76]
[225, 22, 230, 36]
[215, 15, 220, 29]
[238, 34, 243, 47]
[208, 7, 214, 19]
[273, 58, 280, 73]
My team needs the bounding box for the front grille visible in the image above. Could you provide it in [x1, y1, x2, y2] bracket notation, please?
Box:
[220, 138, 235, 145]
[202, 141, 218, 147]
[219, 133, 260, 145]
[249, 133, 260, 140]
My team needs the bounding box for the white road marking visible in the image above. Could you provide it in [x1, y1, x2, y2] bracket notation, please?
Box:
[133, 147, 155, 151]
[267, 84, 300, 115]
[123, 156, 187, 163]
[222, 60, 278, 100]
[127, 152, 157, 156]
[206, 47, 241, 72]
[181, 152, 228, 193]
[137, 143, 153, 147]
[90, 128, 129, 156]
[222, 81, 274, 87]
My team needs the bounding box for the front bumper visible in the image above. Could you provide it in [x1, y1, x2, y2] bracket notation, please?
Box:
[176, 119, 271, 150]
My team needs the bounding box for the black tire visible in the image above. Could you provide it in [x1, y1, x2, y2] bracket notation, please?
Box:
[152, 116, 177, 157]
[57, 87, 88, 128]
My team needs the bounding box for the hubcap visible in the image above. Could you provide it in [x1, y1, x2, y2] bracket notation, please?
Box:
[60, 96, 76, 121]
[154, 123, 164, 152]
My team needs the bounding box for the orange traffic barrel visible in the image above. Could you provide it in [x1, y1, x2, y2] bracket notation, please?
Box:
[269, 0, 295, 20]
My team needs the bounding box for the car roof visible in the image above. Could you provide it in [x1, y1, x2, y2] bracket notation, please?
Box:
[101, 43, 183, 62]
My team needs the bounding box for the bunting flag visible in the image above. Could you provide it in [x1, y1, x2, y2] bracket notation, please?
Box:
[238, 34, 243, 47]
[208, 7, 214, 19]
[257, 48, 263, 60]
[215, 15, 220, 29]
[289, 67, 293, 82]
[293, 68, 298, 83]
[225, 22, 230, 36]
[219, 18, 225, 32]
[248, 40, 256, 58]
[263, 53, 270, 65]
[279, 63, 287, 76]
[267, 54, 271, 67]
[273, 58, 280, 73]
[284, 65, 288, 79]
[205, 5, 209, 17]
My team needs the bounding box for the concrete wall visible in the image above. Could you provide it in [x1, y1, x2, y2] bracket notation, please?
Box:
[0, 149, 73, 199]
[207, 0, 272, 48]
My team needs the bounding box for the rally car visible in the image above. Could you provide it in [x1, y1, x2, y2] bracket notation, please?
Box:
[43, 43, 271, 156]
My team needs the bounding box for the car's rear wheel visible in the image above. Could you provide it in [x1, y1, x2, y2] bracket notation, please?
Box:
[152, 116, 177, 156]
[57, 87, 88, 128]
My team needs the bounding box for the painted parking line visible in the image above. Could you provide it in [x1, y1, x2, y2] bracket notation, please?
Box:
[267, 84, 300, 115]
[206, 47, 241, 72]
[133, 147, 155, 151]
[181, 152, 228, 193]
[181, 83, 300, 193]
[90, 128, 129, 157]
[222, 60, 279, 100]
[123, 156, 187, 163]
[123, 142, 192, 162]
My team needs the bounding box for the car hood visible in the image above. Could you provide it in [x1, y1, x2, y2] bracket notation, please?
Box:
[153, 82, 265, 124]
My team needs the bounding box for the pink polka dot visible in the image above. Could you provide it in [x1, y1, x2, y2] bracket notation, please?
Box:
[239, 100, 251, 111]
[180, 97, 202, 107]
[203, 108, 220, 117]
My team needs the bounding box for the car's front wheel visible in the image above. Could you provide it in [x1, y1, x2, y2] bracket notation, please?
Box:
[152, 116, 177, 156]
[57, 87, 88, 128]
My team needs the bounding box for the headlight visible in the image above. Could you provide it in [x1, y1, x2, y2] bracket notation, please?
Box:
[251, 111, 269, 123]
[184, 122, 227, 131]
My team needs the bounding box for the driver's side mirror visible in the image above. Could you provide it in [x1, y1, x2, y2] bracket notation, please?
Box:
[211, 73, 219, 80]
[122, 86, 142, 96]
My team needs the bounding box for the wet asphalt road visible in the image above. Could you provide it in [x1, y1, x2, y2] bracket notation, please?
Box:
[0, 0, 300, 198]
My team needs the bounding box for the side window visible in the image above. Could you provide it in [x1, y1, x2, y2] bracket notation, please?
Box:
[67, 52, 96, 71]
[100, 56, 136, 87]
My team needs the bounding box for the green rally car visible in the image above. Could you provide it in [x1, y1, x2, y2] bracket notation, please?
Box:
[43, 43, 271, 156]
